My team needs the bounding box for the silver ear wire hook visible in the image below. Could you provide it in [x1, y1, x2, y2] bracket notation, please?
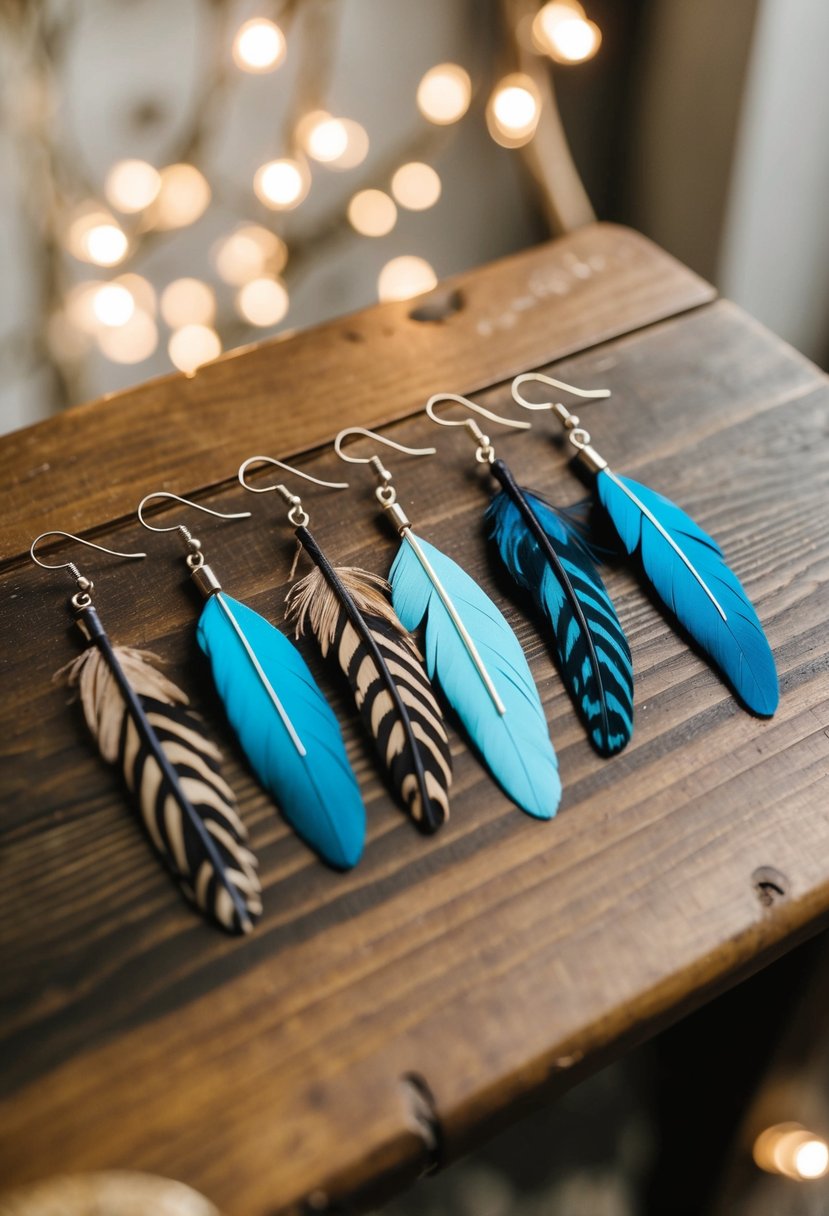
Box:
[136, 492, 251, 533]
[31, 531, 146, 609]
[511, 373, 611, 412]
[426, 393, 531, 465]
[238, 455, 347, 529]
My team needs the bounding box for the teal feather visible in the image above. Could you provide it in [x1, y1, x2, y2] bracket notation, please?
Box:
[390, 533, 560, 819]
[196, 592, 366, 868]
[597, 469, 778, 716]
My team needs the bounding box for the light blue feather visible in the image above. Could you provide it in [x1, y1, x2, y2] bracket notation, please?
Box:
[597, 469, 778, 716]
[196, 592, 365, 868]
[390, 533, 560, 818]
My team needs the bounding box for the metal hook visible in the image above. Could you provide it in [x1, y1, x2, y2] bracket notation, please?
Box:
[238, 456, 348, 494]
[511, 372, 611, 411]
[333, 427, 436, 465]
[425, 393, 531, 430]
[30, 530, 146, 575]
[136, 491, 251, 533]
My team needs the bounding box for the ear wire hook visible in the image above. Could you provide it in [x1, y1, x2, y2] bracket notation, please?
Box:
[334, 427, 436, 464]
[426, 393, 530, 465]
[239, 455, 349, 529]
[511, 372, 611, 412]
[137, 491, 250, 534]
[31, 530, 146, 595]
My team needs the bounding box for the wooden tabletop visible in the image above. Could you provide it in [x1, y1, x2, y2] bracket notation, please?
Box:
[2, 224, 828, 1215]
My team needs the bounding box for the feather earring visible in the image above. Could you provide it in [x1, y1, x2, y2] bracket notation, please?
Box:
[137, 493, 366, 869]
[334, 428, 561, 820]
[425, 394, 634, 757]
[238, 456, 452, 834]
[512, 373, 779, 717]
[31, 531, 261, 935]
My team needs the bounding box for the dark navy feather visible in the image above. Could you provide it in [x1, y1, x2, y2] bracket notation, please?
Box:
[597, 469, 778, 716]
[486, 463, 633, 756]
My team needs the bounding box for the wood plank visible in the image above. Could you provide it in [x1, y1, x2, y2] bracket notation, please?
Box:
[1, 289, 828, 1213]
[0, 223, 712, 562]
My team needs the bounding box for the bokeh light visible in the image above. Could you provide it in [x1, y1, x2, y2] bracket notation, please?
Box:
[487, 74, 541, 148]
[105, 159, 161, 213]
[377, 256, 437, 302]
[416, 63, 471, 125]
[254, 158, 309, 209]
[533, 3, 602, 63]
[168, 324, 221, 374]
[93, 283, 135, 328]
[214, 225, 287, 284]
[236, 277, 289, 326]
[97, 309, 158, 363]
[753, 1124, 829, 1181]
[391, 163, 441, 211]
[232, 18, 286, 72]
[151, 164, 211, 230]
[160, 278, 216, 328]
[347, 190, 397, 237]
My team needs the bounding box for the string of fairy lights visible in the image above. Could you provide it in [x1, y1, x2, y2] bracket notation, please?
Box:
[51, 1, 601, 381]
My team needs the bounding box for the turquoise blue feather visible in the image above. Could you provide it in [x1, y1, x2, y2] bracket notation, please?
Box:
[196, 592, 366, 868]
[597, 469, 778, 716]
[486, 471, 633, 756]
[389, 533, 560, 818]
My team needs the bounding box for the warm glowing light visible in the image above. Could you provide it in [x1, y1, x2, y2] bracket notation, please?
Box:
[160, 278, 215, 328]
[753, 1124, 829, 1181]
[236, 277, 289, 327]
[84, 223, 129, 266]
[536, 6, 601, 64]
[487, 74, 541, 148]
[66, 280, 106, 332]
[97, 308, 158, 364]
[214, 225, 287, 284]
[329, 119, 369, 169]
[105, 159, 161, 213]
[254, 158, 309, 209]
[416, 63, 471, 125]
[168, 324, 221, 374]
[347, 190, 397, 237]
[151, 164, 211, 229]
[377, 256, 437, 303]
[232, 18, 286, 72]
[795, 1140, 829, 1180]
[93, 283, 135, 328]
[391, 162, 441, 211]
[304, 115, 349, 164]
[115, 273, 156, 316]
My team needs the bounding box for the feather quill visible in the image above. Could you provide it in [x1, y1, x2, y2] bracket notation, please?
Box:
[196, 591, 366, 868]
[597, 469, 778, 715]
[486, 459, 633, 756]
[59, 606, 261, 934]
[285, 528, 452, 833]
[390, 532, 560, 818]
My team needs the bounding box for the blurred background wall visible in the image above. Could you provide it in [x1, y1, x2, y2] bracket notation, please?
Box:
[1, 0, 827, 435]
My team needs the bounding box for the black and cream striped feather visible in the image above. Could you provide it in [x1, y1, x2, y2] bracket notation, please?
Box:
[58, 619, 261, 934]
[286, 555, 452, 833]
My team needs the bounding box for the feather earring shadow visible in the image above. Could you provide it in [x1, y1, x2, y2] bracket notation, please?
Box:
[31, 531, 261, 935]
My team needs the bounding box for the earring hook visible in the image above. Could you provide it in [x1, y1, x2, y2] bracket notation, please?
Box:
[31, 530, 146, 576]
[238, 456, 349, 494]
[425, 393, 531, 430]
[137, 492, 251, 533]
[511, 372, 611, 411]
[333, 427, 436, 465]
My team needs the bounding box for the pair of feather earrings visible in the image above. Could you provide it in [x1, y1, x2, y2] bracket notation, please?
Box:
[419, 375, 778, 734]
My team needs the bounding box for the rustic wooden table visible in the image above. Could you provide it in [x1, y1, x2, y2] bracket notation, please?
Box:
[2, 224, 828, 1215]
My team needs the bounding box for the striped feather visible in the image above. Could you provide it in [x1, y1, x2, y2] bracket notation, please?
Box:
[597, 469, 778, 716]
[286, 559, 452, 833]
[58, 612, 261, 934]
[486, 459, 633, 756]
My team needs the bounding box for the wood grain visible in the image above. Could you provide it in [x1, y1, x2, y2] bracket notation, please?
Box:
[0, 224, 711, 561]
[1, 229, 828, 1216]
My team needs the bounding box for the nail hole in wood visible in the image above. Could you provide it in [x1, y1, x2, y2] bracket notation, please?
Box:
[752, 866, 789, 907]
[408, 288, 464, 324]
